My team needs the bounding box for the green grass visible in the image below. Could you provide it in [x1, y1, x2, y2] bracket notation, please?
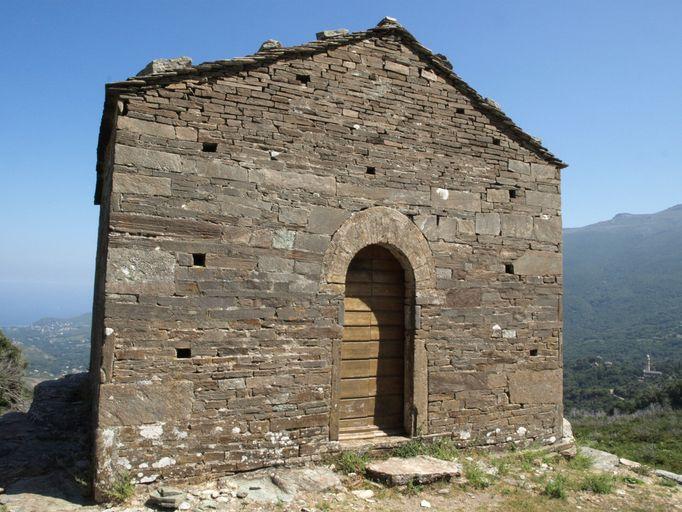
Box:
[403, 480, 424, 496]
[543, 474, 568, 499]
[572, 409, 682, 473]
[567, 452, 593, 471]
[578, 473, 614, 494]
[463, 462, 492, 490]
[105, 471, 135, 504]
[391, 437, 458, 461]
[333, 451, 369, 475]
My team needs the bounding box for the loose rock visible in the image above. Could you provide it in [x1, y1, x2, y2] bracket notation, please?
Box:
[148, 487, 187, 509]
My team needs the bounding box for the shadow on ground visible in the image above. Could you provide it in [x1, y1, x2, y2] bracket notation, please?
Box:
[0, 373, 94, 511]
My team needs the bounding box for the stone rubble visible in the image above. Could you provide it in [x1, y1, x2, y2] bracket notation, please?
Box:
[147, 487, 187, 509]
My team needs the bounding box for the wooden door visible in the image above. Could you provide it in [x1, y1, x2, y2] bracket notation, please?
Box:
[339, 245, 405, 439]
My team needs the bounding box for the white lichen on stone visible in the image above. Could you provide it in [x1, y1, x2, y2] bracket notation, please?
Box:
[516, 426, 527, 436]
[173, 427, 189, 439]
[102, 428, 115, 448]
[104, 327, 114, 336]
[436, 188, 449, 200]
[231, 426, 241, 435]
[502, 329, 517, 339]
[139, 423, 164, 439]
[152, 457, 176, 468]
[459, 430, 471, 440]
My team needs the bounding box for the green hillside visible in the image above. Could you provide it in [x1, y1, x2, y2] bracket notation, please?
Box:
[564, 204, 682, 364]
[3, 314, 91, 379]
[563, 204, 682, 414]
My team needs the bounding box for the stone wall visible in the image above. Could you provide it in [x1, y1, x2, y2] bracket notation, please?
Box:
[91, 27, 564, 497]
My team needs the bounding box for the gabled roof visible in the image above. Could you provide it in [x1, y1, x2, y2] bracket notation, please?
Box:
[96, 17, 566, 203]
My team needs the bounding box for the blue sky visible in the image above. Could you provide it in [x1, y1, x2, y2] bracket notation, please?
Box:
[0, 1, 680, 325]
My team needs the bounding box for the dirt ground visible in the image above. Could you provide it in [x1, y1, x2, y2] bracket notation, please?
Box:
[2, 445, 679, 512]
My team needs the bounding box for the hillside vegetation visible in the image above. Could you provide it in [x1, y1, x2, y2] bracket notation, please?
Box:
[0, 329, 28, 412]
[564, 204, 682, 366]
[563, 205, 682, 473]
[2, 313, 91, 379]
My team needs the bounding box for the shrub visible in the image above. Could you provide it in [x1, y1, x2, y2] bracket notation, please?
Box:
[463, 462, 492, 489]
[658, 477, 676, 488]
[0, 329, 27, 412]
[579, 473, 614, 494]
[404, 480, 424, 496]
[106, 471, 135, 503]
[334, 451, 369, 475]
[543, 474, 568, 499]
[567, 452, 593, 471]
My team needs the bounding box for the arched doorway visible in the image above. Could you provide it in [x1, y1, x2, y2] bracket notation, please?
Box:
[339, 245, 407, 439]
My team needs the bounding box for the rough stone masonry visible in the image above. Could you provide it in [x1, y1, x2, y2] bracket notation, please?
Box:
[89, 17, 567, 500]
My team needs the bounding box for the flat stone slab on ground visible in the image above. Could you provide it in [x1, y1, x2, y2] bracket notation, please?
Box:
[219, 466, 341, 503]
[579, 446, 619, 472]
[366, 455, 462, 486]
[655, 469, 682, 485]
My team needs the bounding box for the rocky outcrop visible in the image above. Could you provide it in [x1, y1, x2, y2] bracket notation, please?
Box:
[0, 373, 91, 507]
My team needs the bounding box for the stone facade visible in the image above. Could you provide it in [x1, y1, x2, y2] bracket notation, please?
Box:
[90, 17, 567, 499]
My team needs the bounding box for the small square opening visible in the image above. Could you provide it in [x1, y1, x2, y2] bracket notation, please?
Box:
[493, 137, 501, 146]
[296, 74, 311, 85]
[366, 166, 377, 175]
[202, 142, 218, 153]
[530, 348, 539, 357]
[192, 253, 206, 267]
[504, 263, 515, 274]
[456, 107, 465, 114]
[509, 189, 518, 199]
[176, 348, 191, 359]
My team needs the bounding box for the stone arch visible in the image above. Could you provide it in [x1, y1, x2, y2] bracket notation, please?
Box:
[322, 207, 436, 294]
[323, 207, 435, 440]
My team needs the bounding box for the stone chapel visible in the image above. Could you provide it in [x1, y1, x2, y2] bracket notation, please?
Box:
[89, 17, 567, 498]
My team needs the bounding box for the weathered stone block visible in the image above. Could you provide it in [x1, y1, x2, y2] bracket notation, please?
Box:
[308, 206, 349, 234]
[512, 250, 562, 275]
[475, 213, 500, 235]
[106, 247, 176, 295]
[99, 380, 194, 427]
[526, 190, 560, 209]
[486, 188, 509, 203]
[531, 163, 557, 180]
[118, 116, 176, 139]
[508, 159, 530, 174]
[294, 233, 330, 253]
[384, 61, 410, 75]
[534, 216, 562, 243]
[508, 369, 562, 405]
[250, 168, 336, 195]
[430, 372, 488, 394]
[431, 188, 481, 211]
[273, 229, 296, 249]
[112, 173, 171, 196]
[501, 214, 533, 238]
[446, 288, 481, 308]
